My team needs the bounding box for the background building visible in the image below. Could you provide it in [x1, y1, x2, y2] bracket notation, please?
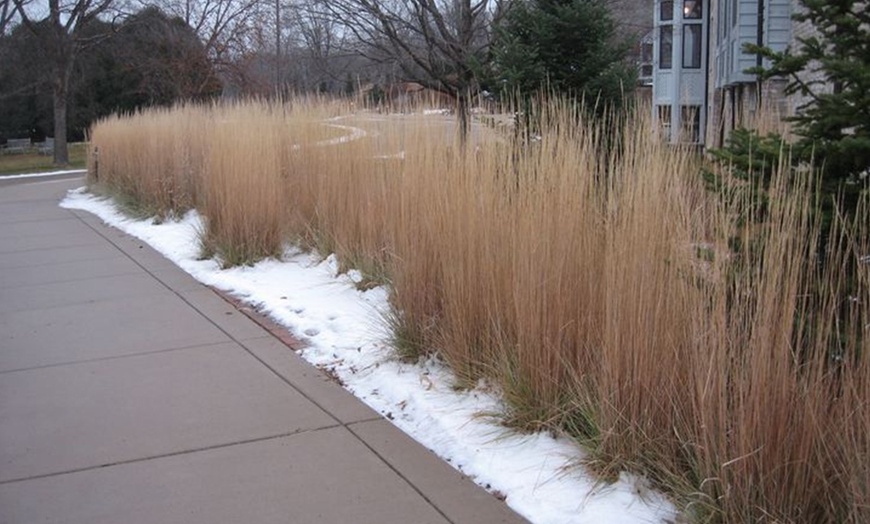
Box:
[651, 0, 801, 148]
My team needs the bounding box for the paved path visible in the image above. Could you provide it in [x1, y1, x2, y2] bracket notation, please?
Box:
[0, 176, 527, 524]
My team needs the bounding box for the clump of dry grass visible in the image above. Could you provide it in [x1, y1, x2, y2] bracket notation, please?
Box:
[197, 102, 287, 266]
[88, 104, 207, 217]
[88, 97, 869, 523]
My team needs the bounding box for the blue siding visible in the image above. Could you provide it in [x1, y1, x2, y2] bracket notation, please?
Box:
[730, 0, 758, 82]
[765, 0, 792, 51]
[715, 0, 793, 86]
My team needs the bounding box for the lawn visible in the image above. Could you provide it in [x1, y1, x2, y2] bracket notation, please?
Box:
[0, 143, 87, 176]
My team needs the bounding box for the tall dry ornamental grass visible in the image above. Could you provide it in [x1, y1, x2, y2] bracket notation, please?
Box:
[88, 98, 869, 523]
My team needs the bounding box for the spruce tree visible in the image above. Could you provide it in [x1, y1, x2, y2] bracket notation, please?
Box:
[747, 0, 870, 187]
[490, 0, 635, 110]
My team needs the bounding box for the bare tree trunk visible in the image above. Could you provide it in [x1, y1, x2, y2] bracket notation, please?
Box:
[52, 75, 69, 165]
[50, 30, 75, 165]
[456, 92, 470, 145]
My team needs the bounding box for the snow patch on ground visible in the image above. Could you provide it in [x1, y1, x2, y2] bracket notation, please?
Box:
[0, 169, 87, 180]
[61, 187, 677, 524]
[319, 123, 369, 146]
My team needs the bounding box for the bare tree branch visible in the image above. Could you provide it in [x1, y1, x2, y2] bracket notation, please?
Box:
[317, 0, 499, 138]
[0, 0, 22, 36]
[151, 0, 263, 72]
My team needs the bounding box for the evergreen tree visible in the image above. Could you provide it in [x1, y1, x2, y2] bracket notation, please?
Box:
[0, 7, 220, 143]
[490, 0, 635, 110]
[746, 0, 870, 187]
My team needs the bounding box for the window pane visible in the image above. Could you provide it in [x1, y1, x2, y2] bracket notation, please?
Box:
[642, 41, 653, 62]
[683, 24, 702, 68]
[660, 25, 673, 69]
[661, 1, 673, 21]
[683, 0, 702, 19]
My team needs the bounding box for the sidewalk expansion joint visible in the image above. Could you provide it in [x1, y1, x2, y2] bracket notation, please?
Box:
[0, 341, 233, 376]
[0, 426, 341, 486]
[345, 423, 458, 524]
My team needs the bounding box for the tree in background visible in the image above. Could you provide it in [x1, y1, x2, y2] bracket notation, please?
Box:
[12, 0, 120, 165]
[0, 6, 220, 145]
[746, 0, 870, 193]
[323, 0, 507, 141]
[102, 7, 220, 106]
[0, 20, 54, 141]
[153, 0, 263, 88]
[284, 0, 350, 94]
[490, 0, 635, 111]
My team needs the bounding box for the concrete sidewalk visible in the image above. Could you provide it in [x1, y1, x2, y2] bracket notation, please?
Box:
[0, 177, 527, 524]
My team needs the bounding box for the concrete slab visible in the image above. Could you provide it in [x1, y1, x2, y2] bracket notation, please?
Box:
[0, 229, 105, 253]
[0, 255, 138, 290]
[350, 419, 530, 524]
[0, 177, 82, 202]
[0, 273, 171, 314]
[0, 427, 448, 524]
[0, 242, 122, 270]
[0, 200, 71, 223]
[0, 217, 94, 239]
[0, 342, 335, 482]
[0, 293, 229, 372]
[242, 335, 381, 424]
[73, 213, 182, 272]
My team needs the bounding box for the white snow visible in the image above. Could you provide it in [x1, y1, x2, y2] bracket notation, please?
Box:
[61, 187, 677, 524]
[0, 168, 87, 180]
[320, 123, 370, 146]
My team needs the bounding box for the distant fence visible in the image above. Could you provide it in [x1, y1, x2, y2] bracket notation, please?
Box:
[0, 138, 54, 155]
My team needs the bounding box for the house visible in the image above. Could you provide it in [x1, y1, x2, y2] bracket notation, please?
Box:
[651, 0, 808, 148]
[604, 0, 655, 88]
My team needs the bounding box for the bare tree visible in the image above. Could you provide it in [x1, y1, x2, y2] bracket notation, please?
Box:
[0, 0, 22, 36]
[323, 0, 505, 140]
[154, 0, 263, 81]
[281, 0, 355, 92]
[13, 0, 121, 164]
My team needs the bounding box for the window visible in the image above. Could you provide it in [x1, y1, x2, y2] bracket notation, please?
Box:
[640, 41, 654, 80]
[683, 24, 702, 68]
[660, 25, 673, 69]
[641, 64, 653, 78]
[660, 0, 673, 21]
[681, 105, 701, 143]
[639, 33, 654, 84]
[641, 40, 653, 63]
[683, 0, 702, 19]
